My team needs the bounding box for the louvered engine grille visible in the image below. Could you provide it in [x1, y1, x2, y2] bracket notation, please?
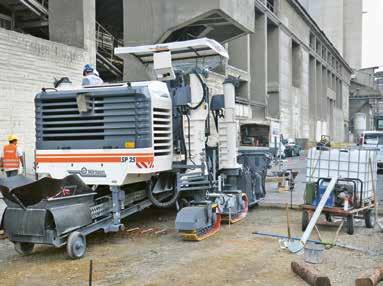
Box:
[153, 108, 172, 156]
[35, 90, 152, 150]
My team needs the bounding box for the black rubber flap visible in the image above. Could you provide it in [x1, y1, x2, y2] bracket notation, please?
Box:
[0, 175, 92, 207]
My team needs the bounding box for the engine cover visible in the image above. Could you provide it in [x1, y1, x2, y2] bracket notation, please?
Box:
[35, 81, 173, 185]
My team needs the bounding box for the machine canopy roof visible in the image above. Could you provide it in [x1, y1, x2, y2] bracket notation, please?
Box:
[114, 38, 229, 64]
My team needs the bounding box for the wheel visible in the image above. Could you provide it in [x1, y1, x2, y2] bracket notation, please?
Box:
[302, 210, 309, 231]
[346, 215, 354, 235]
[14, 242, 34, 256]
[66, 231, 86, 259]
[146, 174, 179, 208]
[365, 209, 375, 228]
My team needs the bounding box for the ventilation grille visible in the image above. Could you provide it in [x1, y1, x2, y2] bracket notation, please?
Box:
[35, 92, 151, 149]
[153, 108, 172, 156]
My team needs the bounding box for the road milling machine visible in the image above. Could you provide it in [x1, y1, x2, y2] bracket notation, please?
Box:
[0, 38, 271, 258]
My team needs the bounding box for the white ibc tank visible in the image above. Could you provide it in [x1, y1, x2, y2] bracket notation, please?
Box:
[306, 148, 377, 201]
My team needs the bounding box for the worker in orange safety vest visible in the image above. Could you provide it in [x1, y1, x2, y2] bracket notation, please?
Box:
[0, 135, 24, 177]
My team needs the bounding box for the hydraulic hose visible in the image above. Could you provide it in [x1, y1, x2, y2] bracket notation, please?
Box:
[186, 113, 196, 165]
[190, 72, 208, 110]
[177, 106, 188, 163]
[193, 72, 211, 138]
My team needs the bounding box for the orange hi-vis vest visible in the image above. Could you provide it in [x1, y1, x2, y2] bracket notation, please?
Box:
[3, 144, 20, 170]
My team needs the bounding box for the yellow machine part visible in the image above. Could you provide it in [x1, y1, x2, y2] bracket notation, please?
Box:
[179, 213, 222, 241]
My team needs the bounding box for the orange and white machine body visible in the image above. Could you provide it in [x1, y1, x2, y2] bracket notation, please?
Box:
[35, 81, 173, 186]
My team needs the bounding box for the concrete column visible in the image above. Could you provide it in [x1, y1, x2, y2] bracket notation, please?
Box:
[267, 24, 280, 119]
[343, 0, 362, 69]
[49, 0, 96, 66]
[315, 62, 322, 120]
[314, 61, 323, 140]
[322, 66, 327, 122]
[228, 35, 251, 102]
[250, 14, 267, 106]
[267, 26, 279, 85]
[228, 35, 249, 72]
[308, 56, 316, 140]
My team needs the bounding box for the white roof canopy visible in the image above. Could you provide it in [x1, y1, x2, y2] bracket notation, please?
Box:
[114, 38, 229, 64]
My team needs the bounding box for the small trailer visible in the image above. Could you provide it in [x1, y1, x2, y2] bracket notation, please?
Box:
[302, 147, 377, 235]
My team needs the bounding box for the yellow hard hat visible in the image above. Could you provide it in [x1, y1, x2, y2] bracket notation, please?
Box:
[7, 135, 18, 142]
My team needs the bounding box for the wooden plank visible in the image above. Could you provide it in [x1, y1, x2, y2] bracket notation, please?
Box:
[126, 227, 140, 233]
[356, 266, 383, 286]
[291, 261, 331, 286]
[266, 176, 285, 183]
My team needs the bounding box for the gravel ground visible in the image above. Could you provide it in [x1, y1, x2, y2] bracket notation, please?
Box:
[0, 155, 382, 285]
[0, 206, 382, 286]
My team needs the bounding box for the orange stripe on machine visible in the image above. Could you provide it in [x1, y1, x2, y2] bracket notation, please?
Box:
[136, 156, 154, 169]
[36, 154, 154, 164]
[36, 153, 152, 157]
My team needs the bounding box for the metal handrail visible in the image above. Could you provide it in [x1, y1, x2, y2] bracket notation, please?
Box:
[20, 0, 48, 17]
[96, 21, 123, 61]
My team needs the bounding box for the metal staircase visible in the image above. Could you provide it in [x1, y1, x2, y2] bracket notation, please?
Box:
[96, 21, 123, 81]
[0, 0, 48, 37]
[1, 1, 123, 81]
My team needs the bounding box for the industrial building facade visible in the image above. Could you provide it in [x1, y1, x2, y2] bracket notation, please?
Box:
[298, 0, 363, 70]
[0, 0, 357, 173]
[123, 0, 353, 145]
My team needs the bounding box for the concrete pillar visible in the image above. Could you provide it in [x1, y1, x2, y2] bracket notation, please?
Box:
[308, 56, 316, 140]
[315, 62, 321, 119]
[267, 25, 279, 87]
[315, 61, 322, 140]
[343, 0, 362, 69]
[49, 0, 96, 66]
[250, 14, 267, 107]
[228, 35, 251, 102]
[267, 24, 280, 119]
[228, 35, 250, 72]
[322, 66, 327, 122]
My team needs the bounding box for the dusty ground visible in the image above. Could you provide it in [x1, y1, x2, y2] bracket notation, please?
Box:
[0, 206, 382, 286]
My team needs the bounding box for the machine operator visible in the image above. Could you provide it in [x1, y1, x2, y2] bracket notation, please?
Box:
[82, 64, 104, 86]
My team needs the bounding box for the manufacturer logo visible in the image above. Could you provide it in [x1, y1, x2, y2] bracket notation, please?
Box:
[68, 167, 107, 178]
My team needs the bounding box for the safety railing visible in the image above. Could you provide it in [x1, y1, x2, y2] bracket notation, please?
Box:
[96, 21, 123, 62]
[96, 21, 123, 78]
[20, 0, 48, 17]
[266, 0, 274, 11]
